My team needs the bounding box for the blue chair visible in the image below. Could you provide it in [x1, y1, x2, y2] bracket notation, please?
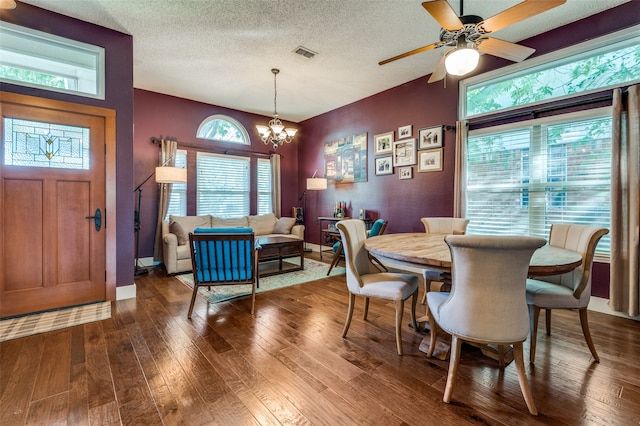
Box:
[187, 227, 258, 318]
[327, 219, 387, 275]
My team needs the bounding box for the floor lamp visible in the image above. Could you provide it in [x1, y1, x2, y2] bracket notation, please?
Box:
[134, 164, 187, 276]
[299, 175, 327, 252]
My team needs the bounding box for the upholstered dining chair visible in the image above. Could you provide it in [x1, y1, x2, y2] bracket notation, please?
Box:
[327, 218, 387, 275]
[188, 227, 258, 318]
[526, 224, 609, 363]
[426, 235, 546, 416]
[420, 217, 470, 300]
[337, 219, 419, 355]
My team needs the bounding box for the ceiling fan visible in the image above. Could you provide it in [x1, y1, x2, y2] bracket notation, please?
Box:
[379, 0, 566, 83]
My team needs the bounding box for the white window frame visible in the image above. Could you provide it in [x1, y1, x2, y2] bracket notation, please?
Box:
[196, 152, 250, 218]
[460, 24, 640, 120]
[196, 114, 250, 145]
[257, 158, 272, 215]
[0, 21, 105, 99]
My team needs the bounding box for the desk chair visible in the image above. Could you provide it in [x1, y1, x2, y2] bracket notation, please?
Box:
[188, 228, 258, 318]
[327, 218, 387, 275]
[337, 219, 418, 355]
[426, 235, 546, 415]
[526, 224, 609, 363]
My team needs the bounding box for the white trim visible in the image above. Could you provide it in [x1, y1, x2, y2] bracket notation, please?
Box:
[196, 114, 250, 145]
[116, 283, 136, 301]
[589, 296, 640, 321]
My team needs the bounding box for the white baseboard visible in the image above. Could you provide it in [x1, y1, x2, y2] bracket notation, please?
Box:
[116, 283, 136, 300]
[588, 296, 640, 321]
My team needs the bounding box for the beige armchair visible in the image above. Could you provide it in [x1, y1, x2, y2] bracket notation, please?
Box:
[526, 224, 609, 363]
[337, 219, 419, 355]
[426, 235, 546, 415]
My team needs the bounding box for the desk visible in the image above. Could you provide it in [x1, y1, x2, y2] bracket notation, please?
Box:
[317, 217, 372, 259]
[364, 233, 583, 361]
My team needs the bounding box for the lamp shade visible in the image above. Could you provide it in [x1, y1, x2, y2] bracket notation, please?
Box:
[155, 166, 187, 184]
[445, 47, 480, 76]
[306, 177, 328, 190]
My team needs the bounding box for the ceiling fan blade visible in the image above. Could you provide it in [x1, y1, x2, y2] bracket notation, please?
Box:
[422, 0, 463, 31]
[480, 0, 566, 33]
[477, 37, 535, 62]
[379, 42, 440, 65]
[427, 53, 448, 83]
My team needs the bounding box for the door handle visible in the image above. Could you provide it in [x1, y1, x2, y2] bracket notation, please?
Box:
[86, 208, 102, 232]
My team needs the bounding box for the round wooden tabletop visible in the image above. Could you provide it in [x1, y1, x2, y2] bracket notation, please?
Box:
[365, 233, 583, 277]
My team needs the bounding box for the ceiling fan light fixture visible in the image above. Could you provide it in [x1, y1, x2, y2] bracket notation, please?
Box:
[445, 45, 479, 76]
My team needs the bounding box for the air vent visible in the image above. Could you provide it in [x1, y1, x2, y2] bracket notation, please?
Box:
[293, 46, 317, 59]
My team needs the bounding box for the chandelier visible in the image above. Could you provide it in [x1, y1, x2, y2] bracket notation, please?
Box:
[256, 68, 297, 149]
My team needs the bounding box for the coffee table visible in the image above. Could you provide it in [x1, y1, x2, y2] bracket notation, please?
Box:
[256, 236, 304, 277]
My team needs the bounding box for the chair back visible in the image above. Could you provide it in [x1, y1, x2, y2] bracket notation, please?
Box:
[421, 217, 469, 235]
[337, 219, 379, 293]
[189, 228, 256, 286]
[437, 235, 546, 343]
[368, 219, 388, 237]
[543, 224, 609, 303]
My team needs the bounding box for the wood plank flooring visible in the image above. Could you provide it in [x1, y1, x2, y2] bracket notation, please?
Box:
[1, 253, 639, 425]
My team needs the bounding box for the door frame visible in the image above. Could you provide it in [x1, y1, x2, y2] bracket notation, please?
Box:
[1, 92, 118, 300]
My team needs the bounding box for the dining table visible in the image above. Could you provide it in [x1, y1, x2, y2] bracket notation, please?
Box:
[364, 232, 584, 362]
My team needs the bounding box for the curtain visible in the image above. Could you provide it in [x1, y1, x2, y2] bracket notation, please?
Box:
[153, 139, 178, 261]
[453, 120, 468, 218]
[270, 154, 282, 217]
[609, 85, 640, 316]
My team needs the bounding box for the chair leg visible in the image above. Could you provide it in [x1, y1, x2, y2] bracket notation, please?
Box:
[426, 308, 438, 358]
[421, 278, 432, 305]
[498, 345, 505, 367]
[327, 244, 343, 276]
[187, 284, 199, 319]
[250, 281, 257, 316]
[410, 290, 418, 331]
[342, 293, 356, 338]
[362, 297, 370, 320]
[513, 342, 538, 416]
[579, 308, 600, 362]
[529, 305, 541, 364]
[395, 299, 405, 356]
[369, 254, 388, 272]
[545, 308, 552, 335]
[443, 336, 463, 403]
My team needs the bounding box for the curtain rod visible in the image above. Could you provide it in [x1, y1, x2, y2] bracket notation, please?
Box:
[150, 136, 282, 158]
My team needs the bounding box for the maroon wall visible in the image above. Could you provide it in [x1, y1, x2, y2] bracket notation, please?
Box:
[1, 2, 135, 287]
[133, 90, 300, 258]
[297, 2, 640, 298]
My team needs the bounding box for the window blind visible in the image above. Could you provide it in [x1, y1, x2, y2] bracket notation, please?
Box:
[465, 113, 611, 257]
[196, 152, 249, 217]
[257, 158, 272, 215]
[165, 149, 187, 219]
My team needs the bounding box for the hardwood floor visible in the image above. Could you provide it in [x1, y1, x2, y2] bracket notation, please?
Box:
[1, 253, 639, 425]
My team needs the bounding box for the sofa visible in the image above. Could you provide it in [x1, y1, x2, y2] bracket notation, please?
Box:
[162, 213, 304, 274]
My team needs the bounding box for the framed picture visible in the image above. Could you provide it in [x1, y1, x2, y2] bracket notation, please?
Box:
[393, 138, 417, 167]
[323, 132, 368, 183]
[374, 131, 394, 155]
[375, 155, 393, 175]
[418, 125, 442, 150]
[399, 166, 412, 180]
[418, 148, 443, 172]
[398, 125, 412, 139]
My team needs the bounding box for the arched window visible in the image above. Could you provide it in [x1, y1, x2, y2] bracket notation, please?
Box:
[196, 115, 249, 145]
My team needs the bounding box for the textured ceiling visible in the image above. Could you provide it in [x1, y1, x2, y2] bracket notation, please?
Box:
[20, 0, 630, 122]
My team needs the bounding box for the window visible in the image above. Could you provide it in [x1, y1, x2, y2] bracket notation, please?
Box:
[0, 21, 105, 99]
[196, 153, 250, 217]
[196, 115, 249, 145]
[461, 25, 640, 119]
[165, 149, 187, 218]
[464, 109, 611, 258]
[257, 158, 272, 215]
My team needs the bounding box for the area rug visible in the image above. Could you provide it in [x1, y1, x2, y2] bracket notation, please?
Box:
[0, 301, 111, 343]
[175, 258, 345, 304]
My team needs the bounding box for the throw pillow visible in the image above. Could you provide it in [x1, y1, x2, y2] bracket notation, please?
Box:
[169, 221, 187, 245]
[273, 217, 296, 234]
